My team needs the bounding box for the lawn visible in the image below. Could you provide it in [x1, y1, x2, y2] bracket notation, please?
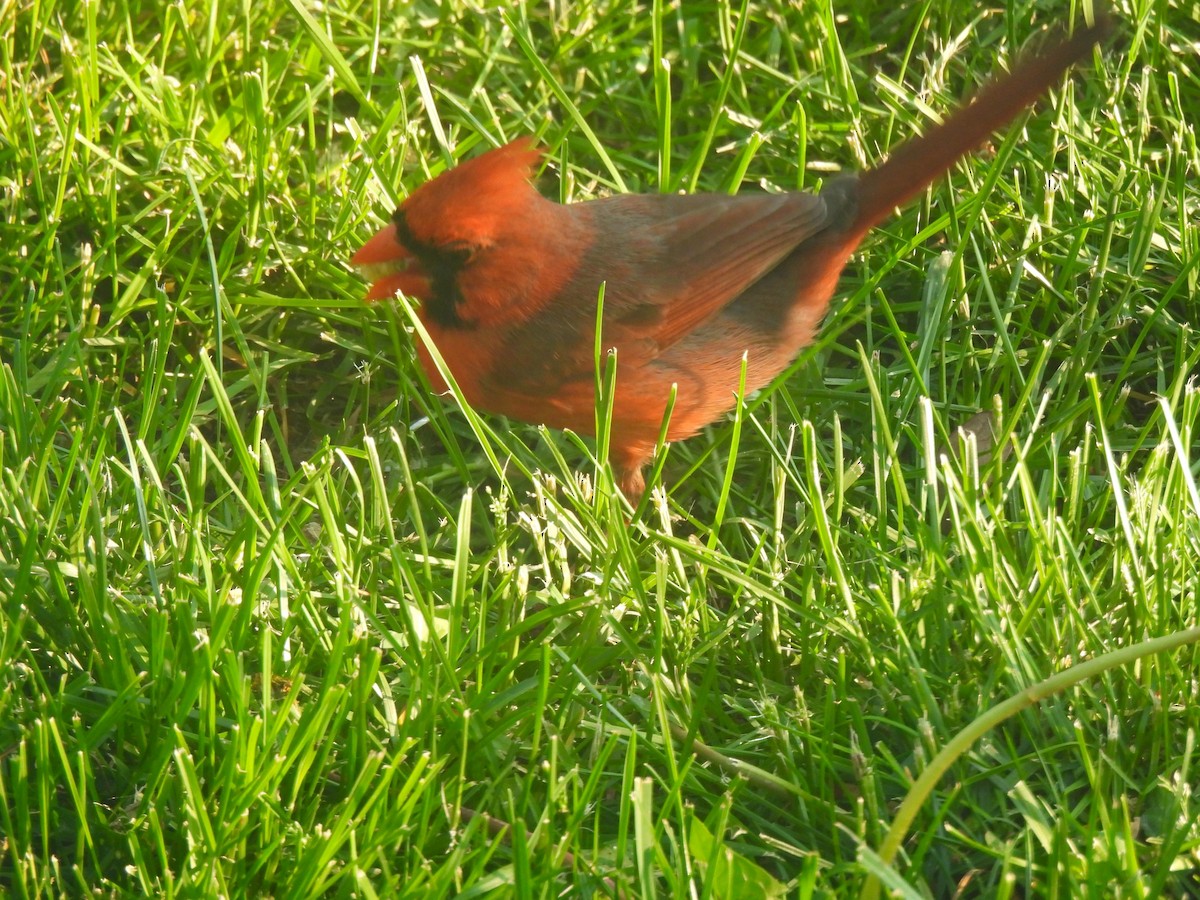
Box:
[2, 0, 1199, 896]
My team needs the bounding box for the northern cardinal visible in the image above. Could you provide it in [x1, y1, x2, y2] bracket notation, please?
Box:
[354, 18, 1111, 500]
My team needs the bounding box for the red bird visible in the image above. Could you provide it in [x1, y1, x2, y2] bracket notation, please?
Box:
[354, 19, 1110, 500]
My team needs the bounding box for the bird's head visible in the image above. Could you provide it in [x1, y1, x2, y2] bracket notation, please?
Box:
[352, 138, 546, 321]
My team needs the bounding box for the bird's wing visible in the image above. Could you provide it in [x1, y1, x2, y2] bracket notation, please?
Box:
[591, 191, 834, 350]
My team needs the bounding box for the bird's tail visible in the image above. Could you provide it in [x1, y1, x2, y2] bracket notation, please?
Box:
[849, 14, 1113, 241]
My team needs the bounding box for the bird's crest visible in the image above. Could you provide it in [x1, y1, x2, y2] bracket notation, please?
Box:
[400, 137, 544, 247]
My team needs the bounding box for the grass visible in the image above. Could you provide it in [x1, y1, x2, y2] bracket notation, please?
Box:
[1, 0, 1198, 895]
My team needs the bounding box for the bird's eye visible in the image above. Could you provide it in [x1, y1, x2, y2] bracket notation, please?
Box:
[443, 240, 477, 264]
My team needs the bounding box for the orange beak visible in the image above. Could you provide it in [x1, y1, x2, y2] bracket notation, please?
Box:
[351, 221, 430, 302]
